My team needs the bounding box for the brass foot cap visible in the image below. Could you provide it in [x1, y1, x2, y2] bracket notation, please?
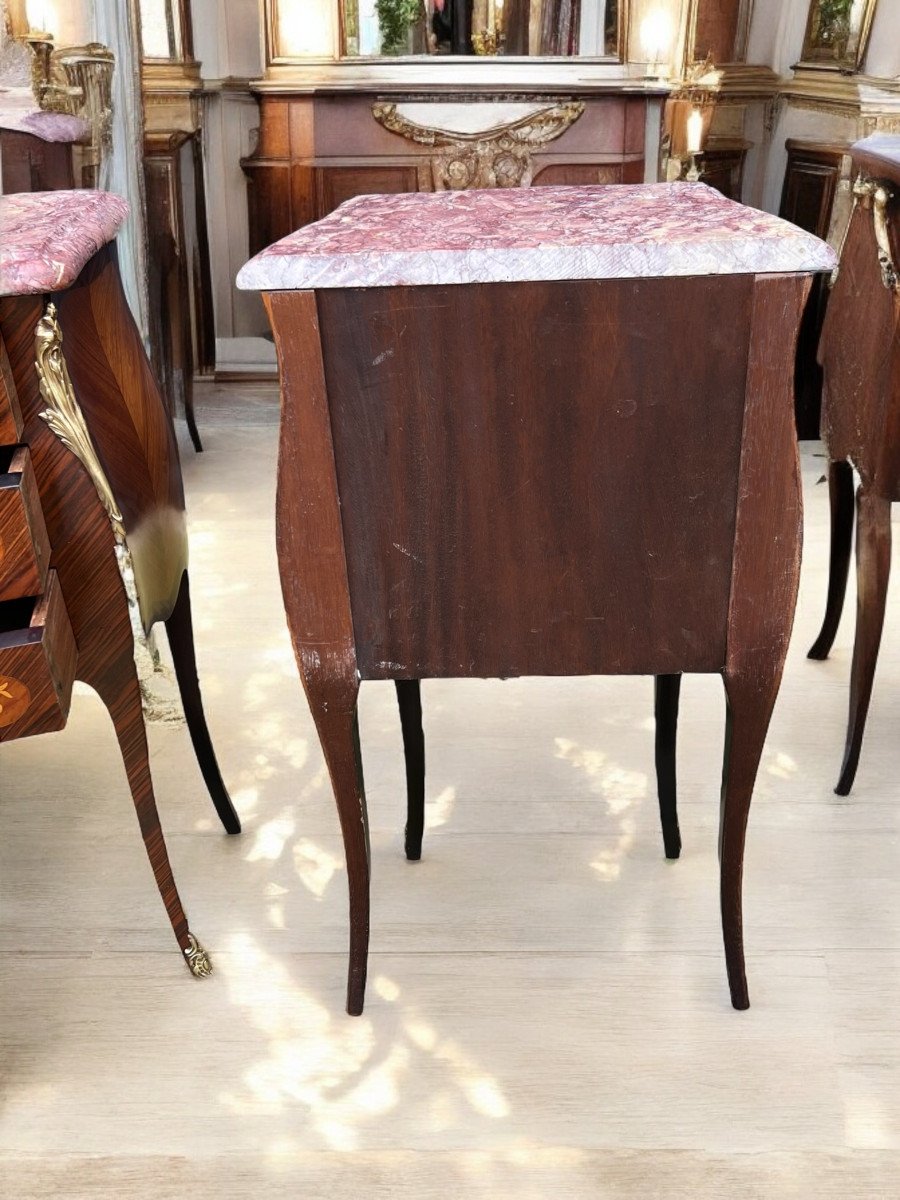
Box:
[184, 932, 212, 978]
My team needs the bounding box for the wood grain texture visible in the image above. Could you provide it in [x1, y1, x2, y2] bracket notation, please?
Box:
[54, 243, 189, 633]
[0, 291, 196, 956]
[266, 289, 368, 1014]
[720, 272, 810, 1009]
[815, 144, 900, 796]
[0, 248, 238, 966]
[0, 570, 75, 740]
[0, 446, 51, 602]
[269, 267, 812, 1015]
[318, 277, 751, 681]
[0, 333, 24, 445]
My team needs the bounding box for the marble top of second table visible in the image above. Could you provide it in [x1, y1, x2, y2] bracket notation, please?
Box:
[237, 182, 837, 292]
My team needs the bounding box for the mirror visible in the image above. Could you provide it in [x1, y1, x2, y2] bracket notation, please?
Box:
[341, 0, 623, 59]
[139, 0, 185, 60]
[800, 0, 878, 71]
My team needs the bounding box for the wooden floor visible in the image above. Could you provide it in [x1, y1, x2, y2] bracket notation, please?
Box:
[3, 384, 900, 1197]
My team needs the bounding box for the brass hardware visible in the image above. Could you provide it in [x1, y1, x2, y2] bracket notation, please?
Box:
[852, 175, 899, 293]
[372, 100, 584, 191]
[183, 933, 212, 977]
[35, 304, 128, 545]
[33, 304, 169, 712]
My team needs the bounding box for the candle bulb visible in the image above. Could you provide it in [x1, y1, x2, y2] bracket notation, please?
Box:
[25, 0, 51, 36]
[686, 109, 703, 156]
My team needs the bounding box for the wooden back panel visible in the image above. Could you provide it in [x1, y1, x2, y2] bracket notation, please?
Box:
[317, 276, 753, 679]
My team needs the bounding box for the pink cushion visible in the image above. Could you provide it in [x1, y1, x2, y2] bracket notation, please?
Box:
[0, 190, 128, 297]
[237, 182, 838, 292]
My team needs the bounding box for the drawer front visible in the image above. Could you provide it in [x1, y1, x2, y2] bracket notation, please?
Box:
[0, 446, 51, 602]
[0, 336, 24, 446]
[0, 571, 77, 741]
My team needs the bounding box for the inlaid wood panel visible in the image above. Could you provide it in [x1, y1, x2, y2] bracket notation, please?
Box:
[0, 445, 51, 602]
[0, 570, 76, 741]
[0, 334, 24, 445]
[317, 275, 753, 680]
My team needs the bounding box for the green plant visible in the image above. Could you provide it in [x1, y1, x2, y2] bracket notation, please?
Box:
[376, 0, 419, 54]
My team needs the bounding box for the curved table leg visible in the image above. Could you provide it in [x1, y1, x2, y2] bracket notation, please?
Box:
[836, 487, 892, 796]
[808, 459, 855, 661]
[165, 570, 240, 834]
[94, 650, 211, 977]
[312, 688, 370, 1015]
[396, 680, 425, 861]
[719, 670, 781, 1010]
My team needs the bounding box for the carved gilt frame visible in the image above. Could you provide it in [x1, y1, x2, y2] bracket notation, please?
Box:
[799, 0, 878, 73]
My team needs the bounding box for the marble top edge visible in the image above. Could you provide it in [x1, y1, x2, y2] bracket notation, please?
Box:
[0, 190, 129, 297]
[238, 183, 837, 291]
[851, 133, 900, 170]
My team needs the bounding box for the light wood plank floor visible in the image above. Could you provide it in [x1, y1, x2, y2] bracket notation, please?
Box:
[3, 385, 900, 1198]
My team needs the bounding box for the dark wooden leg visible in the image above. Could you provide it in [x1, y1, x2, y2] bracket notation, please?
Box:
[184, 371, 203, 453]
[164, 571, 240, 834]
[654, 674, 682, 859]
[719, 671, 781, 1011]
[314, 695, 370, 1015]
[395, 680, 425, 861]
[836, 488, 892, 797]
[808, 459, 855, 660]
[94, 653, 211, 977]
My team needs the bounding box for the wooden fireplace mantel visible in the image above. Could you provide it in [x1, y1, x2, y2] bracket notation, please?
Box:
[242, 72, 668, 257]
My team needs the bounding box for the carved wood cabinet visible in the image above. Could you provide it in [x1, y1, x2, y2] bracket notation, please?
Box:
[242, 88, 662, 255]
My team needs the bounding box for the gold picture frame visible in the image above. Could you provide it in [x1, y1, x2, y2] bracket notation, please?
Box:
[800, 0, 878, 72]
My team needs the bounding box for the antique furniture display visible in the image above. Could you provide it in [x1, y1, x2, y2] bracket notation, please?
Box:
[809, 134, 900, 795]
[141, 0, 215, 452]
[238, 182, 835, 1016]
[0, 189, 239, 974]
[779, 138, 851, 438]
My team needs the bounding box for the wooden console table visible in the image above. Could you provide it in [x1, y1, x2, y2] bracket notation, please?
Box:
[0, 190, 238, 973]
[239, 183, 835, 1015]
[809, 135, 900, 794]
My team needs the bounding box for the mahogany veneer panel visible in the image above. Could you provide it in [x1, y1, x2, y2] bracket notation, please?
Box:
[318, 276, 752, 680]
[0, 570, 76, 740]
[0, 445, 51, 601]
[0, 335, 24, 444]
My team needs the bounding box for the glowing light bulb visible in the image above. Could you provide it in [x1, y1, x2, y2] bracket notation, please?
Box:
[639, 9, 672, 65]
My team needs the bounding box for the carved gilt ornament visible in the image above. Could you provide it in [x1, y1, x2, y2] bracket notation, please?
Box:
[372, 99, 585, 190]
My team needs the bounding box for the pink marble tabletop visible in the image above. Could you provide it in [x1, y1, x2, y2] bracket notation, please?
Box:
[0, 87, 89, 142]
[852, 133, 900, 170]
[237, 182, 838, 292]
[0, 190, 129, 297]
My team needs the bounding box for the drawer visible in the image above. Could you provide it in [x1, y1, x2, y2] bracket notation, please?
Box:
[0, 336, 24, 446]
[0, 571, 77, 741]
[0, 445, 51, 602]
